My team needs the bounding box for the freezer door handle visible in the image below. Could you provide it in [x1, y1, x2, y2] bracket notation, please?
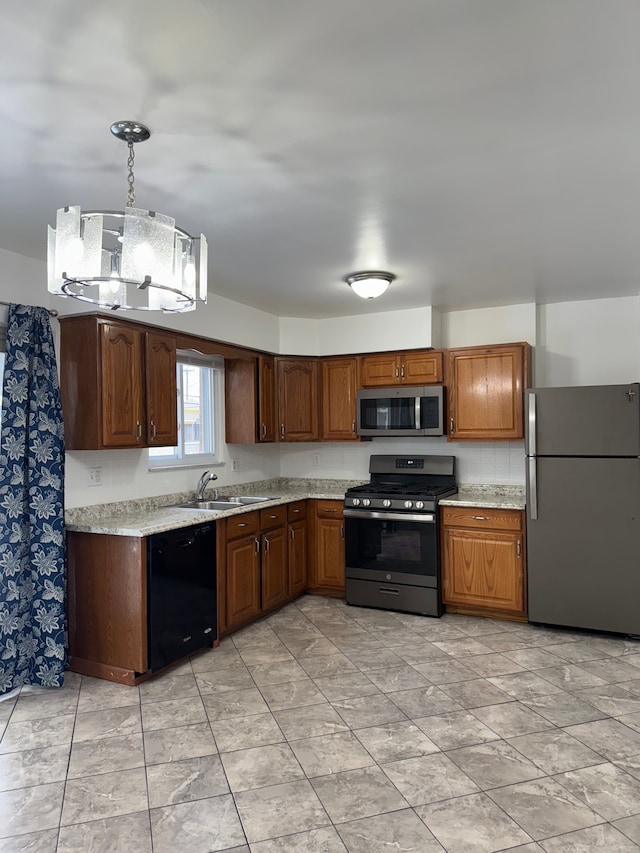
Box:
[529, 456, 538, 520]
[528, 392, 537, 455]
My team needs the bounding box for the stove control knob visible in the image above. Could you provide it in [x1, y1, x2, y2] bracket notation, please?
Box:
[415, 501, 424, 510]
[352, 498, 360, 506]
[382, 499, 392, 508]
[404, 500, 413, 509]
[362, 499, 371, 507]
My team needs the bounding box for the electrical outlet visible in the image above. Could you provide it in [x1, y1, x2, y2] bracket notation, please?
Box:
[86, 466, 103, 486]
[232, 458, 239, 472]
[313, 453, 321, 466]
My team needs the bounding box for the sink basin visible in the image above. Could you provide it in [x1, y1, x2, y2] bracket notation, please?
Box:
[216, 495, 272, 505]
[175, 500, 240, 510]
[171, 496, 274, 511]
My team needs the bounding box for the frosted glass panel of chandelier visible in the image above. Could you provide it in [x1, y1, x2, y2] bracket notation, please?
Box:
[47, 207, 207, 313]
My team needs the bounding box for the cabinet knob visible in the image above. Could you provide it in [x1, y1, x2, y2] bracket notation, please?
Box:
[264, 536, 270, 553]
[136, 421, 142, 441]
[471, 516, 489, 521]
[254, 538, 260, 554]
[517, 540, 521, 558]
[340, 524, 344, 539]
[450, 416, 454, 433]
[238, 522, 248, 528]
[290, 527, 295, 541]
[280, 424, 285, 438]
[395, 366, 399, 380]
[352, 420, 356, 433]
[262, 423, 267, 438]
[150, 420, 157, 440]
[401, 364, 405, 379]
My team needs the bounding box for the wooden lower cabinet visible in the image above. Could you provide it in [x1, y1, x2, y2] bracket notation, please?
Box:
[67, 532, 147, 684]
[225, 531, 261, 632]
[221, 503, 309, 637]
[288, 501, 308, 596]
[441, 506, 526, 620]
[308, 500, 345, 596]
[260, 506, 288, 611]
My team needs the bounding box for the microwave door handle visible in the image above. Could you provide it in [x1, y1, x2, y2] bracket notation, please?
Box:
[415, 396, 421, 430]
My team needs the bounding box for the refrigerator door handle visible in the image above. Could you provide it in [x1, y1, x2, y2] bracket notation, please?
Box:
[528, 392, 537, 456]
[529, 456, 538, 520]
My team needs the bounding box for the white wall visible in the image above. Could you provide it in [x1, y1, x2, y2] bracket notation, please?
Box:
[279, 307, 437, 356]
[442, 303, 537, 349]
[535, 296, 640, 387]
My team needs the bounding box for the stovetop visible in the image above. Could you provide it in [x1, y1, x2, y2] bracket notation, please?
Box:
[345, 454, 457, 512]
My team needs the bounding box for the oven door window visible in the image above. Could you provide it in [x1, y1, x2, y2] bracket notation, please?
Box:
[345, 516, 437, 578]
[359, 397, 417, 431]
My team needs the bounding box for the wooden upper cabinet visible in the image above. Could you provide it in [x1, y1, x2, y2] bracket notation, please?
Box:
[225, 355, 276, 444]
[447, 343, 531, 441]
[258, 356, 276, 442]
[277, 358, 319, 441]
[360, 350, 443, 387]
[321, 357, 359, 441]
[100, 322, 144, 447]
[61, 314, 178, 450]
[145, 330, 177, 447]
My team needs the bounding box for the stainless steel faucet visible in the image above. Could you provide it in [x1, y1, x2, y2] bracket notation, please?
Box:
[196, 470, 218, 501]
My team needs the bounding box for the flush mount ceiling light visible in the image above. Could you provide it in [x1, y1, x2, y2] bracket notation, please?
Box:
[343, 270, 396, 300]
[47, 121, 207, 313]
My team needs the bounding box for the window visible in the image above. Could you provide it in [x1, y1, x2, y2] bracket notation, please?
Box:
[148, 352, 223, 468]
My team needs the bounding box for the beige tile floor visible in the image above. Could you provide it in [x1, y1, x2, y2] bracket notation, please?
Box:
[3, 595, 640, 851]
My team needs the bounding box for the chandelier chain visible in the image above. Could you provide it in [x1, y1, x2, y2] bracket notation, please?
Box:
[126, 140, 136, 207]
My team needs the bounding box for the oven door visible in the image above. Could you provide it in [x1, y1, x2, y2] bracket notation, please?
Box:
[344, 509, 439, 589]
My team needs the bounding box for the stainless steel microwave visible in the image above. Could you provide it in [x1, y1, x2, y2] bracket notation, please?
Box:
[356, 386, 445, 437]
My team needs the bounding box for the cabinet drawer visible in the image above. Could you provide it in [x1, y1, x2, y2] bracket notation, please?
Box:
[260, 504, 287, 529]
[315, 499, 344, 519]
[441, 506, 523, 532]
[287, 500, 307, 522]
[226, 511, 259, 539]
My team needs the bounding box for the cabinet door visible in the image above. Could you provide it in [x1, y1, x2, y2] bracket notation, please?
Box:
[314, 516, 345, 592]
[100, 323, 144, 447]
[402, 351, 443, 385]
[321, 357, 358, 441]
[258, 356, 277, 442]
[448, 344, 528, 440]
[288, 519, 308, 596]
[145, 331, 177, 447]
[226, 535, 261, 631]
[359, 353, 401, 387]
[261, 525, 288, 610]
[442, 527, 524, 614]
[277, 359, 319, 441]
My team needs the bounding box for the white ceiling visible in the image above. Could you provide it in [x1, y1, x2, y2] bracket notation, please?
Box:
[2, 0, 640, 319]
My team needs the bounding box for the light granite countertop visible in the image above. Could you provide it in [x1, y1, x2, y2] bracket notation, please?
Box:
[66, 478, 526, 536]
[439, 484, 526, 511]
[65, 478, 364, 537]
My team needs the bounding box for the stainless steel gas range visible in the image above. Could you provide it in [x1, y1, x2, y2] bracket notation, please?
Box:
[344, 454, 457, 617]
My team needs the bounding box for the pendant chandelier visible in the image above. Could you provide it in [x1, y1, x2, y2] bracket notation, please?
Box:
[47, 121, 207, 313]
[343, 270, 396, 299]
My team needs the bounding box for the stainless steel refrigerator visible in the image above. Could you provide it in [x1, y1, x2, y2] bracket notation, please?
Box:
[526, 383, 640, 635]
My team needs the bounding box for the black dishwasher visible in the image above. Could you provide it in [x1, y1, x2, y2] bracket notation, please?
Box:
[148, 522, 217, 673]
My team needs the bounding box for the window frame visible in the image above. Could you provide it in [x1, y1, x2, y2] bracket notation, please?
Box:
[148, 350, 224, 471]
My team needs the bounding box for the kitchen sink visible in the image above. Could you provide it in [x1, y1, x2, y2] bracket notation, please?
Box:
[216, 495, 272, 504]
[176, 500, 240, 510]
[171, 496, 274, 511]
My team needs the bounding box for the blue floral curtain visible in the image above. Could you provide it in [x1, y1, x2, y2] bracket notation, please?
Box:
[0, 304, 66, 695]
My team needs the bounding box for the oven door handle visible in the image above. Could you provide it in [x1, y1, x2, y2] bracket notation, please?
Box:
[343, 509, 435, 523]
